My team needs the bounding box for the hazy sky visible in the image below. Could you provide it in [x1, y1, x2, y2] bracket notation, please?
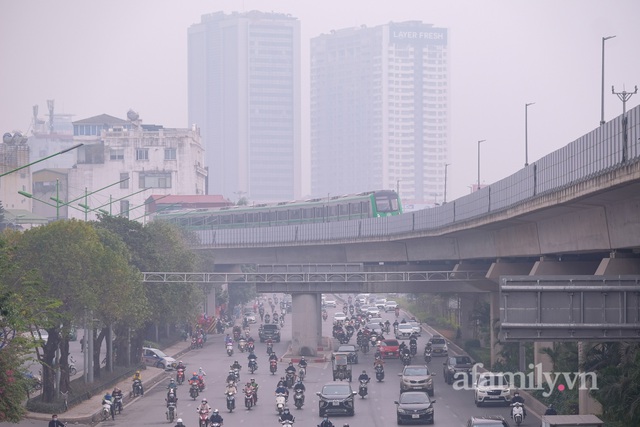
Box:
[2, 0, 639, 201]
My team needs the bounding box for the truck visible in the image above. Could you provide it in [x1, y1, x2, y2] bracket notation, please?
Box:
[540, 414, 604, 427]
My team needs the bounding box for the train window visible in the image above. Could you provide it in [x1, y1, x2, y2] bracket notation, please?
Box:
[328, 205, 338, 217]
[277, 210, 288, 221]
[233, 213, 245, 224]
[247, 213, 258, 224]
[375, 196, 392, 212]
[303, 208, 314, 219]
[220, 214, 232, 225]
[261, 212, 271, 222]
[289, 209, 301, 220]
[205, 215, 219, 226]
[339, 204, 349, 215]
[362, 201, 371, 215]
[315, 207, 324, 217]
[350, 202, 361, 214]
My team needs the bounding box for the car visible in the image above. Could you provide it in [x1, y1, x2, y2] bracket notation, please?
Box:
[337, 344, 359, 364]
[316, 381, 357, 416]
[466, 415, 510, 427]
[243, 309, 257, 324]
[395, 391, 436, 425]
[428, 335, 447, 356]
[366, 306, 380, 316]
[334, 312, 348, 322]
[396, 324, 414, 340]
[324, 299, 337, 308]
[358, 305, 371, 314]
[259, 324, 281, 342]
[443, 355, 474, 385]
[368, 313, 384, 324]
[365, 323, 384, 335]
[374, 298, 387, 310]
[408, 321, 422, 336]
[385, 300, 399, 312]
[142, 347, 177, 370]
[378, 339, 400, 358]
[474, 372, 512, 406]
[399, 365, 435, 396]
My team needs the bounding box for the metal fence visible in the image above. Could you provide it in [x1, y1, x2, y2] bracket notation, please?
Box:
[196, 104, 640, 248]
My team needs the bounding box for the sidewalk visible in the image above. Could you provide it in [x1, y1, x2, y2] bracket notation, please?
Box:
[25, 339, 193, 424]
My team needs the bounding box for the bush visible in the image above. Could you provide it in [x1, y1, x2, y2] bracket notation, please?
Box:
[465, 339, 481, 349]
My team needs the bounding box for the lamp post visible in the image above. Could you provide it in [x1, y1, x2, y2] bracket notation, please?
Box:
[444, 163, 450, 204]
[0, 142, 83, 178]
[477, 140, 486, 190]
[396, 179, 401, 198]
[525, 102, 535, 166]
[601, 35, 616, 126]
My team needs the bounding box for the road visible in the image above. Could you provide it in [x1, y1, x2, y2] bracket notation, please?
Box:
[8, 294, 542, 427]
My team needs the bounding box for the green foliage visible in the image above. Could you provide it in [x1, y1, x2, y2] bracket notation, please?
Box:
[227, 281, 256, 309]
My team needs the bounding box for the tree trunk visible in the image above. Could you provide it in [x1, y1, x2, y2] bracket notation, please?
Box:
[59, 338, 70, 393]
[40, 327, 61, 403]
[93, 327, 106, 378]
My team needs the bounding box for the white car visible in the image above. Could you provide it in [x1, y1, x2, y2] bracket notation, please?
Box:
[324, 299, 337, 308]
[408, 320, 422, 336]
[395, 323, 414, 340]
[474, 372, 512, 406]
[374, 298, 387, 310]
[366, 306, 380, 316]
[384, 301, 398, 312]
[142, 347, 177, 370]
[243, 309, 257, 324]
[333, 312, 347, 322]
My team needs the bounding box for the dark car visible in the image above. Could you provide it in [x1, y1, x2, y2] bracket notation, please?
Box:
[442, 355, 474, 385]
[337, 344, 359, 364]
[316, 381, 357, 416]
[467, 415, 510, 427]
[258, 324, 281, 342]
[395, 391, 436, 425]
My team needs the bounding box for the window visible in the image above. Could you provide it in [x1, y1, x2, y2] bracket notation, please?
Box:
[120, 173, 129, 189]
[164, 148, 176, 160]
[110, 149, 124, 160]
[139, 172, 171, 189]
[120, 200, 130, 218]
[136, 149, 149, 161]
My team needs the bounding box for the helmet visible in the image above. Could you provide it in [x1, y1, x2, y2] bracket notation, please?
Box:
[179, 360, 183, 364]
[136, 370, 140, 374]
[283, 408, 289, 413]
[251, 378, 255, 382]
[213, 409, 219, 414]
[514, 391, 520, 396]
[289, 362, 293, 366]
[234, 360, 238, 364]
[548, 404, 554, 408]
[301, 356, 305, 360]
[199, 367, 203, 371]
[177, 419, 183, 424]
[202, 398, 207, 403]
[362, 370, 366, 374]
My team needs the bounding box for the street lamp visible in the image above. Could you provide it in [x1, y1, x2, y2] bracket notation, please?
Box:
[477, 140, 486, 190]
[525, 102, 535, 166]
[600, 35, 616, 126]
[0, 141, 83, 178]
[444, 163, 450, 203]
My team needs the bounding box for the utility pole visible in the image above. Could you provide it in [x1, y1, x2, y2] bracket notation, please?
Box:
[525, 103, 535, 166]
[612, 85, 638, 116]
[601, 36, 616, 125]
[477, 140, 486, 190]
[444, 164, 450, 204]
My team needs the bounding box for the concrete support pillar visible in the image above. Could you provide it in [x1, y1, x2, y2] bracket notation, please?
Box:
[291, 293, 320, 357]
[533, 342, 554, 388]
[595, 256, 640, 275]
[459, 294, 475, 341]
[489, 291, 501, 369]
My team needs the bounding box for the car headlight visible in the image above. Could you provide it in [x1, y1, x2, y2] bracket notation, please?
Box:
[426, 407, 434, 413]
[397, 408, 409, 414]
[426, 378, 433, 385]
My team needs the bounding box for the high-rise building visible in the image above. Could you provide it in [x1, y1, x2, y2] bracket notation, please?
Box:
[311, 21, 449, 206]
[188, 11, 301, 203]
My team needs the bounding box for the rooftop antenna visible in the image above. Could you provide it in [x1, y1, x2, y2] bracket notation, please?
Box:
[47, 99, 55, 134]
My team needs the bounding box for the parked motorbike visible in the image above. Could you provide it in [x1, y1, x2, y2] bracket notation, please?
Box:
[275, 392, 286, 414]
[375, 365, 385, 382]
[101, 400, 113, 421]
[294, 390, 305, 409]
[132, 379, 143, 397]
[358, 379, 369, 398]
[69, 355, 78, 376]
[226, 391, 236, 412]
[511, 402, 525, 426]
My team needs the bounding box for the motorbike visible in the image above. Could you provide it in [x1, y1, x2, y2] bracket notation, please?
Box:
[191, 337, 198, 349]
[226, 391, 236, 412]
[293, 389, 304, 409]
[375, 365, 385, 382]
[349, 305, 354, 315]
[198, 409, 209, 427]
[358, 379, 369, 398]
[113, 394, 123, 414]
[281, 420, 294, 427]
[410, 341, 418, 356]
[247, 341, 255, 353]
[226, 342, 234, 357]
[245, 388, 254, 410]
[265, 314, 271, 324]
[266, 343, 273, 354]
[238, 339, 247, 353]
[322, 311, 328, 321]
[298, 367, 306, 381]
[280, 317, 285, 327]
[233, 368, 241, 383]
[197, 336, 204, 348]
[286, 371, 296, 388]
[249, 359, 258, 374]
[189, 382, 200, 400]
[275, 392, 287, 414]
[401, 352, 412, 366]
[101, 400, 113, 421]
[177, 368, 185, 385]
[512, 402, 525, 426]
[270, 360, 278, 375]
[132, 379, 143, 397]
[424, 348, 432, 363]
[69, 355, 78, 376]
[166, 401, 177, 423]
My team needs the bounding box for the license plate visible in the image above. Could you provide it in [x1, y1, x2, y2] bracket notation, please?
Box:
[332, 400, 340, 405]
[387, 352, 394, 355]
[487, 395, 498, 399]
[412, 415, 420, 419]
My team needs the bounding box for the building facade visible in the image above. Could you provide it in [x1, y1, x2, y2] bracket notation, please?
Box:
[311, 21, 449, 206]
[24, 112, 207, 223]
[188, 10, 301, 203]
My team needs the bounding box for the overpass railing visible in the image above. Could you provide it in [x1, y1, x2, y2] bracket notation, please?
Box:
[195, 104, 640, 247]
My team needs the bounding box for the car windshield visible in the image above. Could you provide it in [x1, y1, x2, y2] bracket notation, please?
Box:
[404, 367, 429, 376]
[455, 356, 472, 364]
[431, 338, 446, 345]
[399, 325, 413, 330]
[339, 346, 356, 352]
[471, 423, 505, 427]
[153, 349, 168, 357]
[382, 340, 399, 346]
[479, 376, 509, 387]
[322, 385, 351, 395]
[400, 393, 429, 404]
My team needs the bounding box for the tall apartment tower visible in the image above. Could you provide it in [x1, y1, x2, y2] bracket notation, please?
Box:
[188, 11, 301, 203]
[311, 21, 449, 207]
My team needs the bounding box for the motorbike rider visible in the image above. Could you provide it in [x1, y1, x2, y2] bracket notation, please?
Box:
[49, 415, 65, 427]
[293, 379, 305, 404]
[275, 380, 289, 401]
[177, 360, 187, 371]
[174, 418, 185, 427]
[373, 356, 384, 369]
[225, 334, 233, 345]
[167, 378, 178, 395]
[102, 392, 115, 420]
[209, 409, 224, 426]
[511, 391, 527, 418]
[231, 360, 242, 371]
[196, 398, 212, 417]
[358, 370, 370, 383]
[544, 404, 557, 415]
[285, 361, 297, 374]
[318, 415, 334, 427]
[409, 334, 418, 349]
[249, 377, 259, 404]
[226, 370, 237, 384]
[392, 319, 399, 331]
[279, 407, 295, 423]
[243, 381, 255, 402]
[111, 387, 123, 411]
[166, 391, 178, 409]
[132, 370, 144, 395]
[298, 357, 308, 371]
[198, 367, 207, 377]
[269, 351, 279, 362]
[248, 351, 258, 367]
[224, 381, 237, 396]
